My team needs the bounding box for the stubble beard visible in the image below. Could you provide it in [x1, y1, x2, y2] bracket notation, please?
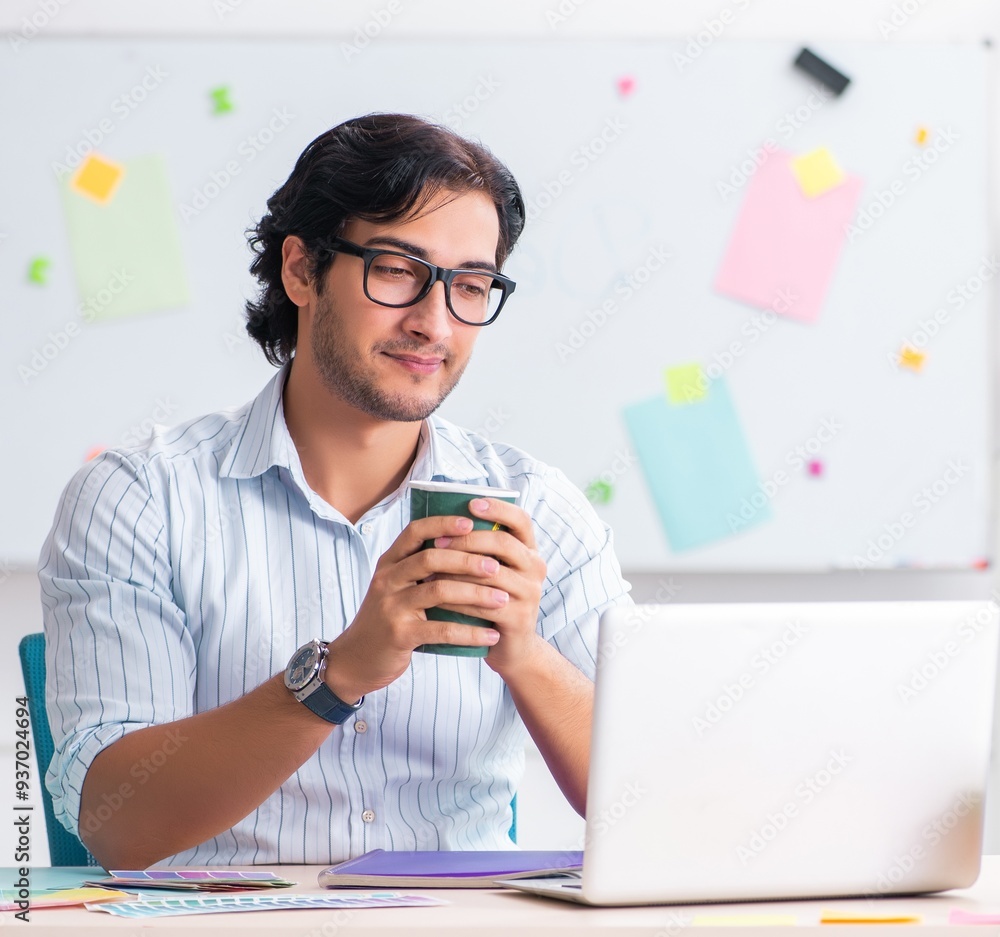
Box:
[310, 292, 470, 423]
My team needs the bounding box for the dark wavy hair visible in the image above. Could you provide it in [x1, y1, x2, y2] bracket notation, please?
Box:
[244, 113, 526, 365]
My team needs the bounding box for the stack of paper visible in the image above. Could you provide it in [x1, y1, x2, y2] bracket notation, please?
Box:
[86, 869, 295, 892]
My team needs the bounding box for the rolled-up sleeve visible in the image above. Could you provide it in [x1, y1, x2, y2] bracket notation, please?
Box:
[38, 449, 194, 838]
[529, 465, 633, 681]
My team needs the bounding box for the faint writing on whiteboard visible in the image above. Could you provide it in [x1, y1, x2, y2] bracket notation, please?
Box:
[523, 118, 627, 225]
[554, 245, 669, 362]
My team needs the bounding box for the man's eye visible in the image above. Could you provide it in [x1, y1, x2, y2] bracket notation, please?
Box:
[373, 263, 413, 279]
[454, 277, 489, 298]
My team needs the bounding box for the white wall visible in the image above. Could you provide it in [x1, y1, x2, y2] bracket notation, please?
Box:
[2, 0, 999, 865]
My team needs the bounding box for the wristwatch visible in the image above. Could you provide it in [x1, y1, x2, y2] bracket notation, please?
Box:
[284, 639, 364, 725]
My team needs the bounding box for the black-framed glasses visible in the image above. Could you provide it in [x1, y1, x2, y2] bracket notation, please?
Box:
[326, 237, 516, 326]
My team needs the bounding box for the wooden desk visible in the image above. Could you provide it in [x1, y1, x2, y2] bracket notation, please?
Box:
[7, 857, 1000, 934]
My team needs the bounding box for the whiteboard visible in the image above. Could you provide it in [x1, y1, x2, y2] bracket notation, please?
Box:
[0, 38, 992, 570]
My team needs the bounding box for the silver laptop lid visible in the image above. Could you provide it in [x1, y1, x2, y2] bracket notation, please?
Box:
[583, 601, 998, 905]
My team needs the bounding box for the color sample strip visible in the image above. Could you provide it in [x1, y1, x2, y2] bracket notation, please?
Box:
[87, 893, 444, 918]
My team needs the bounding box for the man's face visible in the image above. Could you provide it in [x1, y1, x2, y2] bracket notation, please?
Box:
[308, 188, 501, 423]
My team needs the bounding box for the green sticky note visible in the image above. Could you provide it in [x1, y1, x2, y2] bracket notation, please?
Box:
[586, 479, 613, 504]
[665, 363, 706, 405]
[60, 153, 189, 321]
[210, 85, 234, 114]
[28, 257, 51, 284]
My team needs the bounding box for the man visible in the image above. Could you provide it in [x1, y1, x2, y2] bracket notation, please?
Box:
[40, 113, 631, 869]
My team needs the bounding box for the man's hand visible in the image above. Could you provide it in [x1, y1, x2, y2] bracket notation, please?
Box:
[323, 512, 513, 703]
[429, 497, 548, 678]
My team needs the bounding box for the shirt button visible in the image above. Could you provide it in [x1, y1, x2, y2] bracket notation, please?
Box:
[362, 809, 376, 823]
[355, 720, 368, 734]
[360, 522, 374, 535]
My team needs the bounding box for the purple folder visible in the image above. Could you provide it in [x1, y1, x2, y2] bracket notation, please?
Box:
[319, 850, 584, 888]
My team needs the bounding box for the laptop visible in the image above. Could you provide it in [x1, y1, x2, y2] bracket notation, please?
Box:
[503, 601, 999, 905]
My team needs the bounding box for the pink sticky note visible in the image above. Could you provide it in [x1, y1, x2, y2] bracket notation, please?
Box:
[808, 460, 823, 477]
[714, 148, 864, 323]
[617, 75, 636, 96]
[949, 909, 1000, 925]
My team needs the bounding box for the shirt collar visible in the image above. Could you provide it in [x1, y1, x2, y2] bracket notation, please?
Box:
[219, 364, 291, 480]
[219, 362, 491, 487]
[419, 415, 492, 484]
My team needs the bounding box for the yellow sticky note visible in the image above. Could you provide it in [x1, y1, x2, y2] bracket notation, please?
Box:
[791, 147, 846, 198]
[20, 887, 131, 909]
[915, 126, 930, 145]
[694, 914, 798, 926]
[821, 910, 921, 924]
[665, 363, 707, 405]
[898, 346, 926, 372]
[70, 152, 125, 204]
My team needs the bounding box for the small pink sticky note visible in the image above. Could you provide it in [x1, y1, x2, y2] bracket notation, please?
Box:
[714, 148, 864, 324]
[617, 76, 636, 97]
[808, 460, 823, 477]
[949, 909, 1000, 925]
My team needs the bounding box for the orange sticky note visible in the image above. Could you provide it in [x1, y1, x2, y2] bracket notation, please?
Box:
[898, 346, 926, 372]
[791, 147, 846, 198]
[821, 910, 921, 924]
[70, 153, 125, 204]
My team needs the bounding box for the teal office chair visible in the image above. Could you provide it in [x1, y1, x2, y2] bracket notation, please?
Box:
[18, 633, 100, 867]
[19, 632, 517, 858]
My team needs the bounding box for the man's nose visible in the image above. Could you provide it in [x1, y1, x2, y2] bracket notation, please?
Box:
[401, 280, 454, 343]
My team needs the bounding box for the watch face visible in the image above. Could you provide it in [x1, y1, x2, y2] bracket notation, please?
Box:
[286, 644, 320, 691]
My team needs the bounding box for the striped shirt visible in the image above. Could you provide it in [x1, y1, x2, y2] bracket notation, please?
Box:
[39, 364, 631, 865]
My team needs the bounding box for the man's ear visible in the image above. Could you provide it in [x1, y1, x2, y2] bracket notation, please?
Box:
[281, 236, 313, 308]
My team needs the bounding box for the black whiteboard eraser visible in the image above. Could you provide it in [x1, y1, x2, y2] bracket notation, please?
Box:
[793, 47, 851, 96]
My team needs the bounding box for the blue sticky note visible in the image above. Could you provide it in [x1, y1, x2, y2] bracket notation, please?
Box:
[623, 378, 770, 551]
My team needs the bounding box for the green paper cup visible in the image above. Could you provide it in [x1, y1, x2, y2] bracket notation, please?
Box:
[408, 481, 519, 657]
